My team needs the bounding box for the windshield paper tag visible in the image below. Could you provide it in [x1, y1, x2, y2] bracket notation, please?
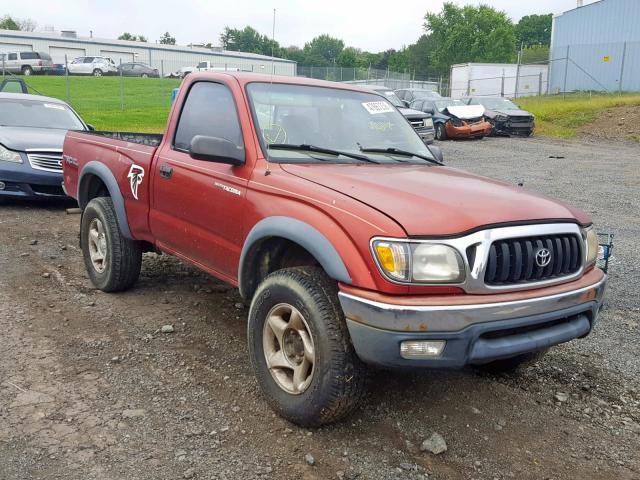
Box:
[362, 101, 394, 115]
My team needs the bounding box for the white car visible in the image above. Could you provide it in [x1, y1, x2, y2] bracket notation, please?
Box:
[67, 56, 118, 76]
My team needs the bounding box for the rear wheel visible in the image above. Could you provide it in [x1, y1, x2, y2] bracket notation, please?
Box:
[81, 197, 142, 292]
[248, 266, 368, 427]
[476, 349, 548, 374]
[141, 73, 148, 78]
[93, 68, 103, 77]
[22, 66, 33, 76]
[435, 123, 448, 140]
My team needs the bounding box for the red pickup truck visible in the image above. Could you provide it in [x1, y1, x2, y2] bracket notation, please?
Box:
[62, 72, 606, 427]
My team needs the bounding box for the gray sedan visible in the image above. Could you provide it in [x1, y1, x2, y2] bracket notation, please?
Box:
[117, 63, 160, 78]
[0, 93, 90, 199]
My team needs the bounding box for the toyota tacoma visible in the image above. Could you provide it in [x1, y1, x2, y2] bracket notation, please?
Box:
[62, 72, 606, 427]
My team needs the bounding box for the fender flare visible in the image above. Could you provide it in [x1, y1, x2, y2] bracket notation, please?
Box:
[78, 161, 133, 239]
[238, 216, 352, 299]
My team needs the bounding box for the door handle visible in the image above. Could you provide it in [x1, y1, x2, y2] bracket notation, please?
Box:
[159, 164, 173, 179]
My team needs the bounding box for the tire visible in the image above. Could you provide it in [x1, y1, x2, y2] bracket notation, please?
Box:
[435, 123, 448, 140]
[93, 69, 103, 77]
[80, 197, 142, 292]
[248, 266, 368, 427]
[476, 349, 548, 374]
[141, 73, 148, 78]
[22, 66, 33, 76]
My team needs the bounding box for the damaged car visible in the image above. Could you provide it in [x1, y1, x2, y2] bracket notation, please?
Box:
[462, 97, 535, 136]
[410, 98, 492, 140]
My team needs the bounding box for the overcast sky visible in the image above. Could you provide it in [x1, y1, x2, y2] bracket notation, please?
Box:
[6, 0, 597, 52]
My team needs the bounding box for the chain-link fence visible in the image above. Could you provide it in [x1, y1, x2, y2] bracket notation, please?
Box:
[548, 40, 640, 95]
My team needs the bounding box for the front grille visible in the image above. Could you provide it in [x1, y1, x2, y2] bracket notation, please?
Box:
[484, 234, 582, 285]
[509, 116, 532, 124]
[410, 119, 425, 128]
[27, 152, 63, 173]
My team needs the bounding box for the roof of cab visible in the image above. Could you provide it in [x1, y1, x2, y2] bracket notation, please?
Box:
[184, 71, 381, 94]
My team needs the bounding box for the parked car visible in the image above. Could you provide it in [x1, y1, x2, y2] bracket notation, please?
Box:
[462, 97, 535, 136]
[48, 63, 68, 76]
[411, 98, 492, 140]
[0, 92, 90, 199]
[62, 72, 605, 427]
[118, 62, 159, 78]
[67, 56, 118, 76]
[0, 51, 53, 76]
[395, 88, 441, 107]
[367, 87, 435, 144]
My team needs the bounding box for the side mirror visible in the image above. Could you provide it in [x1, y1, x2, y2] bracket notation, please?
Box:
[86, 124, 95, 131]
[189, 135, 245, 166]
[428, 145, 444, 163]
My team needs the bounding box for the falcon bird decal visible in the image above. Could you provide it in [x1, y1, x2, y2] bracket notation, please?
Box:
[127, 164, 145, 200]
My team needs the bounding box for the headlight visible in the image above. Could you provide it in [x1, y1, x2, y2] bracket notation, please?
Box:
[372, 239, 465, 284]
[583, 227, 599, 265]
[495, 114, 508, 122]
[0, 144, 22, 163]
[424, 118, 434, 128]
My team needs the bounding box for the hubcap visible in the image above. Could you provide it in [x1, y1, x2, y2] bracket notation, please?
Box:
[263, 303, 315, 395]
[88, 218, 108, 273]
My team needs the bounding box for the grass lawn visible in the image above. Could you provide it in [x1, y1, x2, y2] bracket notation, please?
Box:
[8, 75, 181, 132]
[518, 93, 640, 138]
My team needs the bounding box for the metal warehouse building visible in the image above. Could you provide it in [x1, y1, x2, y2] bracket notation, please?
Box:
[549, 0, 640, 93]
[0, 29, 296, 76]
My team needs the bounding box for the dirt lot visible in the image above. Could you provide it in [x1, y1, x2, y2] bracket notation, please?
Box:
[1, 136, 639, 480]
[580, 106, 640, 143]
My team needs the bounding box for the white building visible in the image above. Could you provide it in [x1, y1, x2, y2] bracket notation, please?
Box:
[0, 29, 296, 76]
[450, 63, 549, 99]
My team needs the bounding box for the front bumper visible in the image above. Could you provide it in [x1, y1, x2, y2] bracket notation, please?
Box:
[0, 156, 65, 198]
[414, 127, 435, 144]
[446, 121, 492, 138]
[492, 120, 535, 136]
[339, 271, 606, 368]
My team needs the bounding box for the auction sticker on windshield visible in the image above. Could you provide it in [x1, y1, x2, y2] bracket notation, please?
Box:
[362, 101, 394, 115]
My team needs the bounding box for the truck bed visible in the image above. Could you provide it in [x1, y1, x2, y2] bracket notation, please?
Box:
[79, 130, 163, 147]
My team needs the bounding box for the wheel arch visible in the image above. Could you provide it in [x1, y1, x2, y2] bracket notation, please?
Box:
[239, 216, 352, 300]
[78, 161, 133, 239]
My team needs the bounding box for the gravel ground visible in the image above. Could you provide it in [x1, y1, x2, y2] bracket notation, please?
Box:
[0, 135, 638, 480]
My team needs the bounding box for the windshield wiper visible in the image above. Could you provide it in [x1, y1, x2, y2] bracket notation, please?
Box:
[358, 147, 443, 166]
[268, 143, 378, 164]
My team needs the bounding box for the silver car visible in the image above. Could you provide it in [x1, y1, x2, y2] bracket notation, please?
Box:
[0, 51, 54, 76]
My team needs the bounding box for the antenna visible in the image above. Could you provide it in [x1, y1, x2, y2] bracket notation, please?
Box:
[270, 8, 276, 77]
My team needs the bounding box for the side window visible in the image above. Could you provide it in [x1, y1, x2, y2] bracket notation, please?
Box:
[173, 82, 243, 152]
[83, 57, 94, 63]
[8, 53, 18, 60]
[396, 90, 405, 101]
[20, 52, 38, 60]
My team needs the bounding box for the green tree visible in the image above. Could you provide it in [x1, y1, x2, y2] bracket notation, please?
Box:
[405, 34, 437, 76]
[118, 32, 147, 42]
[516, 14, 552, 47]
[282, 45, 306, 64]
[337, 46, 360, 68]
[521, 44, 549, 63]
[303, 35, 344, 66]
[159, 32, 176, 45]
[0, 15, 20, 30]
[219, 26, 280, 57]
[424, 3, 517, 75]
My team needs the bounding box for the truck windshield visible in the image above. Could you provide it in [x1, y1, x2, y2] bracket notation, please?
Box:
[247, 82, 434, 163]
[0, 99, 85, 130]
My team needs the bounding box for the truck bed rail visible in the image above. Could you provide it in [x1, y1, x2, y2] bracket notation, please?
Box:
[76, 130, 163, 147]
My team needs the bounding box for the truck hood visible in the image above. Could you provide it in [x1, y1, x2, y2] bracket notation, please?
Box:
[280, 163, 589, 235]
[0, 126, 67, 152]
[445, 105, 485, 119]
[398, 107, 428, 119]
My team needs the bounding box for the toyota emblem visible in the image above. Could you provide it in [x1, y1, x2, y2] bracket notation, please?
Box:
[535, 248, 552, 267]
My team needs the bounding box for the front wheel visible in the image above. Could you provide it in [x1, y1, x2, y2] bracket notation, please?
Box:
[22, 66, 33, 76]
[141, 73, 148, 78]
[248, 267, 368, 427]
[435, 123, 448, 140]
[93, 68, 103, 77]
[80, 197, 142, 292]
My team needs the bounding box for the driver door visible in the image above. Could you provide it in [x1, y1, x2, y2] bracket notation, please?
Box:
[149, 81, 251, 282]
